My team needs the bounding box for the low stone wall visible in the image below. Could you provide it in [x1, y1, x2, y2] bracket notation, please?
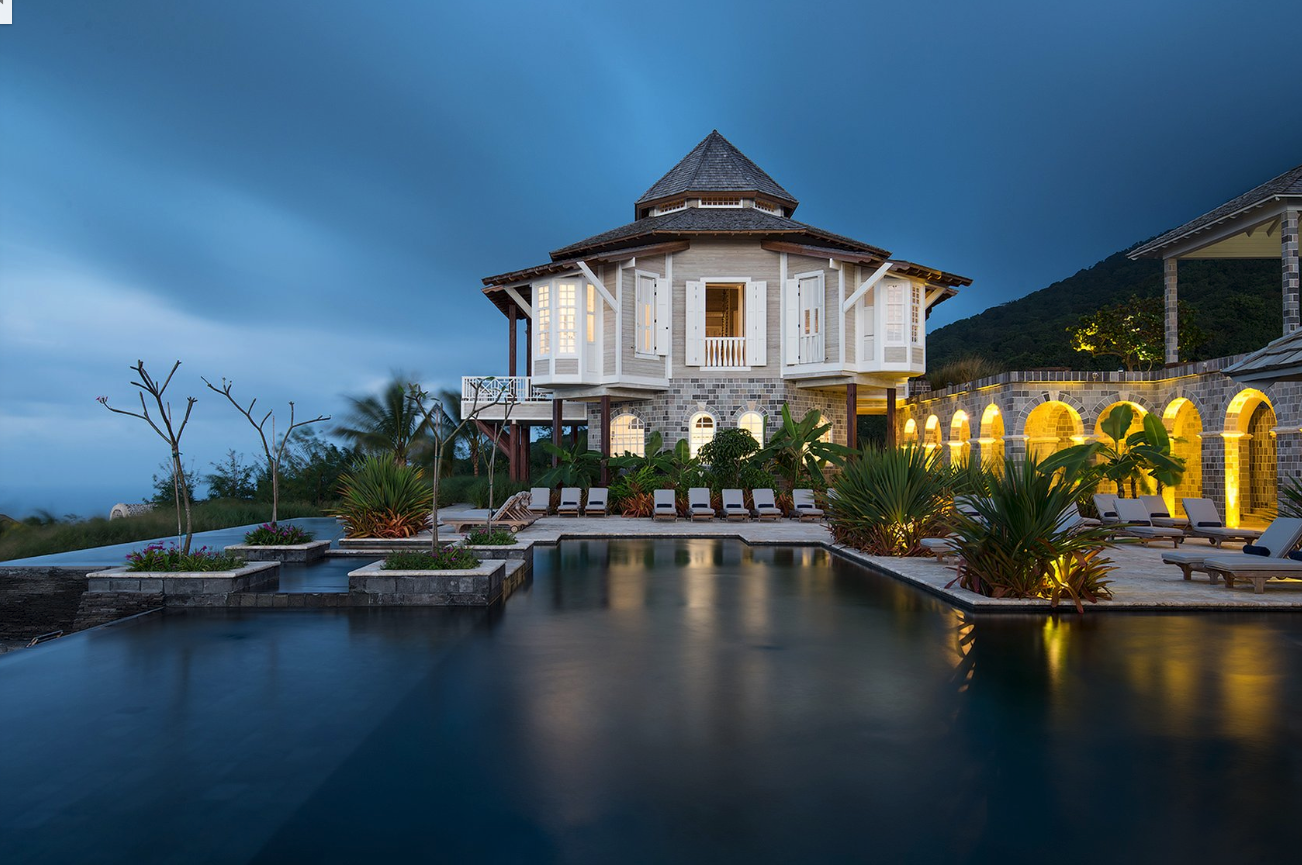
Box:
[0, 567, 95, 641]
[348, 560, 506, 605]
[225, 540, 330, 563]
[86, 562, 280, 606]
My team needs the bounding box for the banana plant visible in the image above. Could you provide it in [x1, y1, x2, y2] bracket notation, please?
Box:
[534, 441, 604, 487]
[756, 405, 851, 489]
[1039, 403, 1184, 497]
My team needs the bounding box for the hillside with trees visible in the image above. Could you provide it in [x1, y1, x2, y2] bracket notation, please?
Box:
[926, 249, 1281, 373]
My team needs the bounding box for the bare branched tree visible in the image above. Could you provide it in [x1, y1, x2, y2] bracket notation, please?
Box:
[98, 360, 197, 553]
[202, 377, 330, 527]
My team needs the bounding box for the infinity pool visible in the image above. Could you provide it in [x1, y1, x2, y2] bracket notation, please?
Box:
[2, 539, 1300, 863]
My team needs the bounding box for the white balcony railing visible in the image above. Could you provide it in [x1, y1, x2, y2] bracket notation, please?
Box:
[703, 336, 746, 368]
[461, 376, 550, 405]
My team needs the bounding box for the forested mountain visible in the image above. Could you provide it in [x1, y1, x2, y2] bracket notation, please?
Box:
[927, 249, 1281, 371]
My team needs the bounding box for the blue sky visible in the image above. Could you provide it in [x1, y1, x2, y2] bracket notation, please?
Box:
[2, 0, 1299, 517]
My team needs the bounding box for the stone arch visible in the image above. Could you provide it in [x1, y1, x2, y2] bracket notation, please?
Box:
[1224, 389, 1277, 527]
[949, 410, 972, 467]
[923, 415, 943, 454]
[1012, 390, 1087, 432]
[902, 417, 919, 445]
[729, 403, 769, 445]
[1022, 401, 1084, 463]
[979, 403, 1006, 477]
[609, 411, 647, 457]
[1161, 397, 1203, 518]
[687, 408, 718, 458]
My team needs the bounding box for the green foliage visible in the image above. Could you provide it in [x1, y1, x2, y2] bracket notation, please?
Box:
[149, 460, 198, 506]
[382, 547, 480, 570]
[242, 523, 314, 545]
[126, 542, 244, 572]
[1069, 295, 1206, 371]
[949, 458, 1116, 612]
[926, 355, 1003, 390]
[697, 427, 761, 490]
[757, 406, 850, 489]
[928, 252, 1281, 371]
[1039, 403, 1184, 497]
[1280, 476, 1302, 519]
[206, 451, 258, 501]
[463, 527, 516, 545]
[827, 446, 951, 556]
[335, 373, 431, 465]
[331, 456, 432, 539]
[534, 442, 604, 488]
[269, 429, 361, 507]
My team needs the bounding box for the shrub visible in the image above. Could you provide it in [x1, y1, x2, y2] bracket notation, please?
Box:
[698, 428, 760, 490]
[382, 547, 479, 570]
[463, 527, 516, 546]
[243, 523, 314, 546]
[949, 458, 1116, 612]
[828, 446, 951, 556]
[126, 543, 244, 572]
[332, 457, 433, 539]
[926, 355, 1003, 390]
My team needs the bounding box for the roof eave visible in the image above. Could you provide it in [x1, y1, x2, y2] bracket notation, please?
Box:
[1129, 193, 1302, 260]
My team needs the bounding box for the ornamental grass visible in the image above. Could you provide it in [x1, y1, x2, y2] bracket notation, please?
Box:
[382, 547, 479, 570]
[332, 457, 432, 539]
[827, 445, 951, 556]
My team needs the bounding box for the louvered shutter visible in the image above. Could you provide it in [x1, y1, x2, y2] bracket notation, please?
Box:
[685, 280, 705, 366]
[746, 281, 767, 366]
[784, 279, 800, 364]
[654, 277, 670, 356]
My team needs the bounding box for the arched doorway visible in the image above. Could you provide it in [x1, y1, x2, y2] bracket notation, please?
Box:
[1225, 389, 1277, 527]
[924, 415, 942, 456]
[1162, 398, 1202, 518]
[950, 411, 971, 467]
[902, 417, 918, 446]
[1092, 401, 1148, 496]
[1023, 401, 1083, 463]
[979, 404, 1005, 477]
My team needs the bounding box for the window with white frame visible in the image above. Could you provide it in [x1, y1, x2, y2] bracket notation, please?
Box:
[738, 411, 764, 443]
[910, 284, 922, 344]
[609, 414, 645, 457]
[635, 273, 656, 356]
[586, 284, 597, 344]
[689, 412, 716, 458]
[535, 283, 551, 356]
[885, 281, 905, 344]
[699, 196, 742, 208]
[557, 280, 577, 355]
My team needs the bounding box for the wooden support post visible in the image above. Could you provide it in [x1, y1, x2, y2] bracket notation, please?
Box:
[845, 383, 858, 452]
[886, 387, 897, 448]
[508, 305, 518, 377]
[570, 424, 579, 448]
[600, 394, 611, 486]
[552, 399, 563, 468]
[509, 421, 520, 481]
[521, 425, 531, 482]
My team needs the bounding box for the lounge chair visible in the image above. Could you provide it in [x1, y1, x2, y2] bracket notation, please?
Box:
[1162, 517, 1302, 583]
[793, 489, 824, 521]
[528, 487, 551, 515]
[584, 488, 608, 517]
[722, 489, 749, 521]
[1204, 554, 1302, 595]
[1093, 494, 1121, 524]
[751, 489, 783, 521]
[1181, 498, 1263, 547]
[653, 489, 678, 522]
[1056, 502, 1101, 533]
[689, 487, 715, 521]
[444, 491, 538, 533]
[1139, 495, 1189, 529]
[1113, 498, 1184, 547]
[920, 536, 960, 564]
[556, 487, 581, 517]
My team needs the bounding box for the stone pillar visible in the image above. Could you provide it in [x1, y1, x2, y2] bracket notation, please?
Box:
[552, 399, 563, 468]
[600, 394, 611, 485]
[885, 387, 897, 448]
[1274, 427, 1302, 515]
[1201, 428, 1225, 520]
[508, 305, 518, 377]
[1164, 257, 1179, 364]
[1004, 434, 1029, 465]
[1284, 209, 1300, 335]
[845, 383, 858, 451]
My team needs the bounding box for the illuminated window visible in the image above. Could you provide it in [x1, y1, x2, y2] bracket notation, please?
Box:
[738, 411, 764, 442]
[586, 284, 596, 344]
[754, 200, 777, 214]
[886, 282, 905, 343]
[535, 283, 550, 356]
[557, 280, 577, 355]
[689, 412, 716, 457]
[700, 196, 742, 208]
[656, 199, 687, 214]
[910, 285, 922, 344]
[610, 414, 645, 457]
[635, 273, 656, 355]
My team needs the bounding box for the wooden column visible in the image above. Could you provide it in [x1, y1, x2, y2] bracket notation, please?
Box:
[509, 421, 520, 481]
[508, 305, 518, 377]
[552, 399, 563, 467]
[570, 424, 579, 447]
[886, 386, 897, 448]
[521, 425, 531, 481]
[845, 383, 858, 452]
[600, 394, 611, 485]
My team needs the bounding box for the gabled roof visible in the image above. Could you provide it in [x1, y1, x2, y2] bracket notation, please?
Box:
[634, 130, 798, 214]
[1223, 327, 1302, 384]
[1130, 162, 1302, 259]
[547, 206, 887, 261]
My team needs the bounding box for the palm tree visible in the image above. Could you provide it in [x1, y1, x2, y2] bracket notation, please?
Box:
[336, 374, 431, 465]
[757, 405, 851, 489]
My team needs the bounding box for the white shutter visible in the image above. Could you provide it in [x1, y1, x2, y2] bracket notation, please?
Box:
[653, 277, 670, 356]
[685, 280, 705, 366]
[812, 276, 826, 363]
[784, 279, 800, 364]
[746, 280, 767, 366]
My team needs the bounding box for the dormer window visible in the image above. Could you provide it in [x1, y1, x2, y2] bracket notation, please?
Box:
[655, 199, 687, 216]
[700, 196, 743, 208]
[754, 199, 778, 214]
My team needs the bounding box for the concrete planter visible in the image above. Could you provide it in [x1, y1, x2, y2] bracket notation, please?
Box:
[337, 536, 433, 551]
[86, 561, 280, 600]
[225, 539, 330, 563]
[347, 559, 506, 605]
[460, 541, 532, 561]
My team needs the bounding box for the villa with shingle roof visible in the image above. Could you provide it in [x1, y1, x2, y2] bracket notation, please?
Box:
[466, 131, 970, 480]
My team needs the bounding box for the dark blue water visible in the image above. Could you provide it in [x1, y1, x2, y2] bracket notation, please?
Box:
[2, 538, 1300, 863]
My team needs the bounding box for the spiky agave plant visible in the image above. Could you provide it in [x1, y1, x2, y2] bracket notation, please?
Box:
[332, 456, 433, 539]
[828, 445, 950, 556]
[949, 457, 1116, 612]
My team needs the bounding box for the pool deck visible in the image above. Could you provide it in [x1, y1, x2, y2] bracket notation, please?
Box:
[493, 512, 1302, 612]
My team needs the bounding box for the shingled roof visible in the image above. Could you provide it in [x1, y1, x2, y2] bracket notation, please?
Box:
[1131, 162, 1302, 259]
[1224, 328, 1302, 384]
[634, 130, 798, 215]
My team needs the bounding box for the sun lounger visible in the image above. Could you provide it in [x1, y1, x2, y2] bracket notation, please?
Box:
[1162, 517, 1302, 583]
[1113, 498, 1184, 547]
[444, 491, 537, 533]
[653, 489, 678, 522]
[1093, 494, 1120, 524]
[920, 536, 959, 564]
[1203, 555, 1302, 594]
[751, 488, 783, 521]
[1139, 495, 1189, 529]
[689, 487, 715, 521]
[556, 487, 581, 517]
[528, 487, 551, 515]
[584, 487, 608, 517]
[721, 488, 750, 521]
[1056, 503, 1101, 533]
[793, 489, 824, 521]
[1181, 498, 1263, 547]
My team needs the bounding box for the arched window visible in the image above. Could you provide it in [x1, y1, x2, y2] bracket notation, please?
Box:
[689, 412, 716, 458]
[738, 411, 764, 443]
[609, 414, 645, 457]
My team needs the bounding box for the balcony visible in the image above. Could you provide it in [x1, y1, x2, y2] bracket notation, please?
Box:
[703, 336, 747, 369]
[460, 376, 589, 423]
